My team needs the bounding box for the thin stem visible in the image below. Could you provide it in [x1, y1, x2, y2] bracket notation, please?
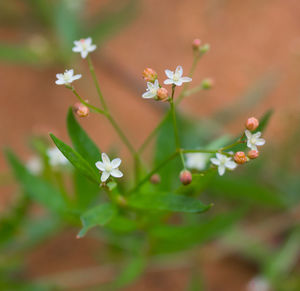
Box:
[129, 151, 179, 193]
[87, 56, 108, 111]
[138, 54, 201, 154]
[70, 87, 106, 115]
[182, 149, 218, 154]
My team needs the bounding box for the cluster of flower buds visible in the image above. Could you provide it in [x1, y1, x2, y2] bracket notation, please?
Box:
[142, 65, 192, 101]
[192, 38, 210, 55]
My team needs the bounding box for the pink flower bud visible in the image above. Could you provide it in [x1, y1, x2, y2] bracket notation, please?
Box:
[234, 151, 247, 164]
[157, 87, 169, 101]
[248, 150, 259, 159]
[142, 68, 157, 82]
[245, 117, 259, 131]
[150, 174, 161, 184]
[73, 102, 89, 117]
[192, 38, 201, 49]
[180, 170, 192, 186]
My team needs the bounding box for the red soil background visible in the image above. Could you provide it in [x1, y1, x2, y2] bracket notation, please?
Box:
[1, 0, 300, 290]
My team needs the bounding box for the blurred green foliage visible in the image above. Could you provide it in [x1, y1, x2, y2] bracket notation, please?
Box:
[0, 0, 138, 65]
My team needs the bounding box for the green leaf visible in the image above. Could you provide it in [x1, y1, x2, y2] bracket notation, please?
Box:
[264, 227, 300, 281]
[256, 109, 273, 133]
[209, 175, 285, 207]
[106, 215, 138, 233]
[88, 0, 138, 44]
[78, 203, 117, 238]
[67, 108, 100, 165]
[4, 150, 66, 213]
[112, 254, 146, 289]
[50, 133, 99, 184]
[0, 43, 40, 64]
[128, 192, 211, 213]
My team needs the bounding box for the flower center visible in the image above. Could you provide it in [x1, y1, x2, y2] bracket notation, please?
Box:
[173, 74, 180, 82]
[104, 164, 113, 172]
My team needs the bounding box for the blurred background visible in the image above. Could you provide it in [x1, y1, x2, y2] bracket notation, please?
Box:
[1, 0, 300, 290]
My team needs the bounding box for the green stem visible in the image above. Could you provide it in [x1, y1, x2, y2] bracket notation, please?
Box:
[87, 56, 108, 111]
[138, 54, 201, 154]
[129, 151, 179, 193]
[71, 87, 106, 115]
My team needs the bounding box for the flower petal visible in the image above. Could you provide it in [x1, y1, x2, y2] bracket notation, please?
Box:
[256, 138, 265, 146]
[216, 153, 225, 160]
[95, 161, 105, 171]
[165, 69, 174, 79]
[245, 130, 252, 139]
[111, 158, 121, 168]
[253, 132, 262, 138]
[175, 66, 183, 77]
[164, 79, 174, 85]
[101, 153, 110, 165]
[142, 91, 156, 98]
[225, 161, 237, 170]
[210, 158, 220, 166]
[111, 169, 123, 178]
[55, 80, 65, 85]
[81, 50, 88, 59]
[174, 80, 183, 86]
[101, 171, 110, 182]
[180, 77, 192, 83]
[218, 165, 226, 176]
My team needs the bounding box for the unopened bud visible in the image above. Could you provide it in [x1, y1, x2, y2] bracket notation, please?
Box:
[180, 170, 192, 186]
[201, 78, 214, 90]
[245, 117, 259, 131]
[199, 43, 210, 54]
[157, 87, 169, 101]
[234, 151, 248, 164]
[192, 38, 201, 49]
[150, 174, 161, 184]
[248, 150, 259, 159]
[73, 102, 89, 117]
[142, 68, 157, 82]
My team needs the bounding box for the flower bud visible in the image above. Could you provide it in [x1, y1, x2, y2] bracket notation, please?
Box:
[73, 102, 89, 117]
[142, 68, 157, 82]
[248, 150, 259, 159]
[157, 87, 169, 101]
[180, 170, 192, 186]
[199, 43, 210, 54]
[234, 151, 248, 164]
[201, 78, 214, 90]
[192, 38, 201, 49]
[245, 117, 259, 131]
[150, 174, 161, 184]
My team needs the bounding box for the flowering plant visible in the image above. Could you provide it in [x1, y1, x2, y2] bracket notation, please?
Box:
[4, 37, 298, 291]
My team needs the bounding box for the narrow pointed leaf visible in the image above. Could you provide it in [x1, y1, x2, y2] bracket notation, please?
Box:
[67, 108, 100, 165]
[50, 133, 99, 184]
[128, 192, 211, 213]
[78, 203, 117, 238]
[4, 150, 66, 213]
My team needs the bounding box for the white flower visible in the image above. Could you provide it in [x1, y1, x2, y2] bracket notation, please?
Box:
[164, 65, 192, 86]
[247, 276, 271, 291]
[72, 37, 96, 59]
[26, 156, 42, 175]
[186, 153, 209, 171]
[210, 153, 237, 176]
[95, 153, 123, 182]
[55, 69, 81, 85]
[245, 130, 265, 151]
[142, 80, 160, 99]
[47, 147, 69, 167]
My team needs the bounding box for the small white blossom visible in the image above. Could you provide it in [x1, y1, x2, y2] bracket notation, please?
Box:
[245, 130, 265, 151]
[55, 69, 81, 85]
[247, 276, 271, 291]
[164, 65, 192, 86]
[47, 147, 69, 167]
[95, 153, 123, 182]
[26, 156, 42, 175]
[186, 153, 209, 171]
[210, 153, 237, 176]
[142, 80, 160, 99]
[72, 37, 96, 59]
